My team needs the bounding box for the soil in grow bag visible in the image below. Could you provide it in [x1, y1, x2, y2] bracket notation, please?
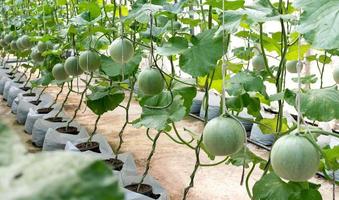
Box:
[45, 117, 65, 123]
[19, 87, 31, 91]
[125, 184, 160, 199]
[76, 141, 101, 153]
[23, 92, 36, 97]
[14, 81, 24, 84]
[8, 76, 15, 79]
[29, 100, 41, 106]
[104, 158, 124, 171]
[6, 72, 14, 76]
[37, 107, 53, 114]
[56, 126, 79, 135]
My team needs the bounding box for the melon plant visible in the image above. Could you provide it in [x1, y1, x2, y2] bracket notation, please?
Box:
[333, 67, 339, 84]
[31, 49, 44, 62]
[0, 39, 7, 48]
[137, 68, 164, 96]
[286, 60, 302, 73]
[109, 38, 134, 64]
[16, 37, 26, 50]
[4, 33, 14, 44]
[270, 134, 320, 182]
[252, 55, 265, 70]
[79, 50, 101, 72]
[64, 56, 83, 76]
[20, 35, 32, 49]
[10, 41, 18, 51]
[203, 117, 246, 156]
[37, 41, 48, 52]
[52, 63, 69, 81]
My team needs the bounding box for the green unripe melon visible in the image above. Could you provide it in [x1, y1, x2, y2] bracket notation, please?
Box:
[203, 117, 246, 156]
[4, 33, 14, 44]
[332, 67, 339, 84]
[37, 41, 48, 52]
[16, 37, 26, 50]
[79, 50, 101, 72]
[286, 60, 302, 73]
[64, 56, 83, 76]
[20, 35, 32, 49]
[52, 63, 69, 81]
[271, 134, 320, 182]
[252, 55, 265, 71]
[138, 68, 164, 96]
[10, 41, 18, 51]
[31, 49, 44, 62]
[109, 38, 134, 64]
[0, 39, 7, 48]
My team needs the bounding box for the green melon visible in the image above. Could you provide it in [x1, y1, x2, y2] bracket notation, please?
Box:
[252, 55, 265, 71]
[20, 35, 32, 49]
[203, 117, 246, 156]
[0, 39, 7, 48]
[79, 50, 101, 72]
[109, 38, 134, 64]
[64, 56, 83, 76]
[10, 41, 18, 51]
[4, 33, 14, 44]
[333, 67, 339, 84]
[286, 60, 302, 73]
[271, 134, 320, 182]
[37, 41, 48, 52]
[31, 49, 44, 62]
[52, 63, 69, 81]
[138, 68, 164, 96]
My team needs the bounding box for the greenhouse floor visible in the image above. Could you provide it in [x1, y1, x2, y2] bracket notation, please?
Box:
[0, 84, 337, 200]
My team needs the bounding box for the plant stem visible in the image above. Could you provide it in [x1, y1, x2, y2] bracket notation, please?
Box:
[199, 157, 228, 167]
[137, 130, 162, 191]
[37, 86, 47, 101]
[88, 114, 101, 142]
[55, 81, 72, 117]
[49, 83, 64, 109]
[66, 73, 93, 127]
[245, 163, 256, 199]
[182, 69, 213, 199]
[259, 23, 275, 78]
[114, 77, 135, 158]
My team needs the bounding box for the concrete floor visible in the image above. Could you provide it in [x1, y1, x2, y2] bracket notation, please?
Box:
[0, 84, 337, 200]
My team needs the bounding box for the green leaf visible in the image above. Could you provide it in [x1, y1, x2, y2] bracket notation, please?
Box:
[179, 29, 224, 77]
[253, 173, 322, 200]
[126, 4, 162, 23]
[78, 1, 101, 21]
[226, 71, 267, 96]
[291, 74, 318, 84]
[156, 37, 188, 56]
[286, 87, 339, 122]
[0, 153, 124, 200]
[218, 0, 295, 34]
[171, 81, 197, 115]
[205, 0, 245, 10]
[322, 145, 339, 170]
[0, 123, 26, 167]
[100, 54, 141, 79]
[286, 44, 310, 60]
[86, 86, 125, 115]
[259, 116, 289, 134]
[227, 147, 267, 167]
[30, 70, 54, 87]
[133, 92, 186, 131]
[294, 0, 339, 49]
